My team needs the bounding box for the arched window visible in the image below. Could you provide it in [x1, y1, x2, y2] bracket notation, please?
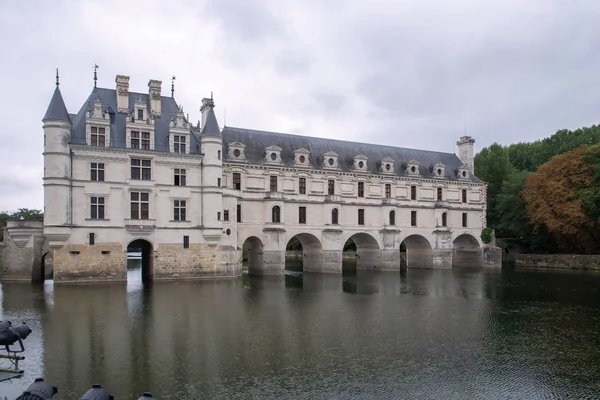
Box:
[441, 212, 447, 227]
[389, 210, 395, 226]
[272, 206, 281, 223]
[331, 208, 339, 225]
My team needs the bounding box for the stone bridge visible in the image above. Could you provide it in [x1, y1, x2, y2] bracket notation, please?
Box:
[0, 220, 47, 282]
[238, 223, 494, 275]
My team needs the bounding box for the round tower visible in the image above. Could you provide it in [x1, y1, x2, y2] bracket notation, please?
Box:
[200, 96, 223, 241]
[42, 71, 72, 237]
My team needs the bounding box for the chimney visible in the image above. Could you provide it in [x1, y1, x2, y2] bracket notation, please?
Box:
[200, 96, 215, 129]
[148, 79, 162, 116]
[456, 136, 475, 174]
[116, 75, 130, 113]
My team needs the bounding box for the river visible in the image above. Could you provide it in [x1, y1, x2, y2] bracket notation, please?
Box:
[1, 265, 599, 399]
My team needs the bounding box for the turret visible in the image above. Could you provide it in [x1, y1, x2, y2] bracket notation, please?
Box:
[42, 70, 72, 234]
[456, 136, 475, 174]
[200, 95, 223, 241]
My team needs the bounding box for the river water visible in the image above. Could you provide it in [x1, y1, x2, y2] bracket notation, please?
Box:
[0, 265, 599, 399]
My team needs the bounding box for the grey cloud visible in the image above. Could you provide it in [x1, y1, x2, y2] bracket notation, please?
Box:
[311, 92, 346, 115]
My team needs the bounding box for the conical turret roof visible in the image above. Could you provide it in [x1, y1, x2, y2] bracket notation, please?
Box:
[201, 107, 221, 136]
[43, 86, 71, 122]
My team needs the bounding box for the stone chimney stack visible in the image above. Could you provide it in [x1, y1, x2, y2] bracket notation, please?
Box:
[148, 79, 162, 117]
[116, 75, 130, 113]
[456, 136, 475, 174]
[200, 96, 215, 129]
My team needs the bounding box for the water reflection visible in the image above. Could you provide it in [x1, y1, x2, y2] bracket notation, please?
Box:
[0, 268, 599, 399]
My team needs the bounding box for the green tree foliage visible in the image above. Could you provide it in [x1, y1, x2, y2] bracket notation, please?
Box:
[474, 143, 515, 228]
[480, 228, 493, 244]
[523, 145, 599, 253]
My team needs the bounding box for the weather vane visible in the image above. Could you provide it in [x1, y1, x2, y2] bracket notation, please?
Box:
[93, 64, 99, 88]
[55, 68, 59, 86]
[171, 76, 176, 98]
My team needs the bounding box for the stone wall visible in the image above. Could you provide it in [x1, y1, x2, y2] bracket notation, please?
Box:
[1, 220, 44, 282]
[53, 243, 127, 282]
[514, 254, 600, 270]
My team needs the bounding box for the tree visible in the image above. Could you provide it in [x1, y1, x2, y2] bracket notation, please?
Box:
[523, 145, 599, 253]
[474, 143, 516, 228]
[0, 209, 43, 241]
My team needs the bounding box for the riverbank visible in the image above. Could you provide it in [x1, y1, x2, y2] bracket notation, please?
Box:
[513, 254, 600, 271]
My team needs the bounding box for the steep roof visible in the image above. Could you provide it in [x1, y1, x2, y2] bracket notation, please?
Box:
[43, 87, 71, 122]
[201, 107, 221, 136]
[69, 88, 201, 154]
[221, 127, 482, 183]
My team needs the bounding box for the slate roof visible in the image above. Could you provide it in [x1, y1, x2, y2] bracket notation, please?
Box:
[43, 87, 71, 122]
[69, 88, 201, 154]
[222, 127, 482, 183]
[201, 107, 221, 136]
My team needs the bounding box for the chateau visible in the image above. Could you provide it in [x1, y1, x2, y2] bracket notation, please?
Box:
[40, 73, 490, 283]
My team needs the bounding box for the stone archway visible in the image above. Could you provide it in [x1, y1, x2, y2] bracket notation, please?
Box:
[400, 235, 433, 268]
[344, 232, 381, 271]
[128, 239, 154, 283]
[242, 236, 264, 275]
[453, 234, 483, 267]
[286, 233, 323, 273]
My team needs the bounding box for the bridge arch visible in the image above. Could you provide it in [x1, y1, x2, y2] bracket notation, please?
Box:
[241, 236, 264, 275]
[127, 238, 154, 282]
[453, 233, 483, 267]
[400, 234, 433, 268]
[343, 232, 381, 271]
[286, 233, 323, 272]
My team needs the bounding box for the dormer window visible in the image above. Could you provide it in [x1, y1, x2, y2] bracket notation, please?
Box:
[353, 154, 368, 172]
[137, 109, 143, 120]
[265, 145, 282, 164]
[294, 148, 310, 167]
[322, 151, 339, 169]
[406, 159, 420, 176]
[174, 135, 186, 153]
[86, 95, 111, 147]
[380, 157, 395, 174]
[228, 142, 246, 161]
[457, 165, 470, 180]
[432, 162, 446, 178]
[90, 127, 106, 147]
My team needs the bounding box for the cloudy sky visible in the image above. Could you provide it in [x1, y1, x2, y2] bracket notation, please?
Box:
[1, 0, 599, 211]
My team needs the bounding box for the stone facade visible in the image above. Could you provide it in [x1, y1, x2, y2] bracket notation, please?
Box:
[39, 72, 495, 283]
[0, 220, 45, 282]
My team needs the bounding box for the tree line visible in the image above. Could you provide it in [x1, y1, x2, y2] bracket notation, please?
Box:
[474, 125, 600, 254]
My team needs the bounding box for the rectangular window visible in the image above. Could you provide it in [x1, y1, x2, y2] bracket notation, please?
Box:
[218, 150, 221, 160]
[130, 192, 149, 220]
[174, 135, 186, 153]
[462, 189, 467, 203]
[411, 211, 417, 227]
[299, 177, 306, 194]
[217, 211, 221, 221]
[137, 109, 144, 120]
[270, 175, 278, 192]
[131, 159, 151, 180]
[411, 185, 417, 200]
[89, 232, 95, 246]
[358, 209, 365, 225]
[174, 168, 186, 186]
[437, 187, 443, 201]
[233, 173, 241, 190]
[358, 182, 364, 198]
[141, 132, 150, 150]
[385, 184, 391, 198]
[183, 235, 189, 249]
[90, 162, 105, 182]
[328, 179, 335, 195]
[90, 197, 105, 219]
[223, 209, 229, 221]
[217, 177, 221, 187]
[174, 200, 186, 221]
[299, 206, 307, 224]
[462, 212, 468, 227]
[237, 204, 242, 222]
[131, 131, 140, 149]
[90, 126, 106, 147]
